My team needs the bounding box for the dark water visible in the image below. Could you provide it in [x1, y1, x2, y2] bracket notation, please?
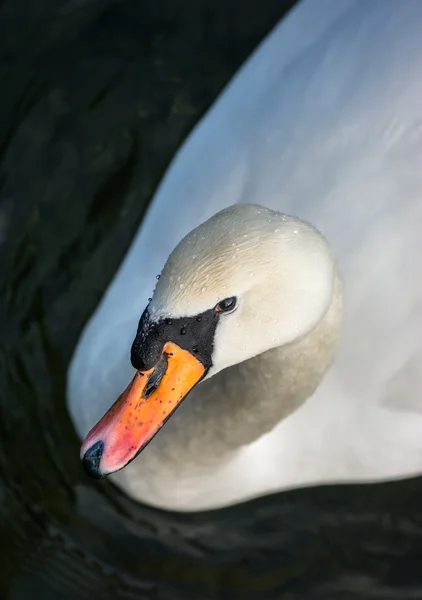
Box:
[1, 1, 422, 598]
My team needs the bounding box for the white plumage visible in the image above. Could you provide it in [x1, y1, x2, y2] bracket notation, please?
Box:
[68, 0, 422, 511]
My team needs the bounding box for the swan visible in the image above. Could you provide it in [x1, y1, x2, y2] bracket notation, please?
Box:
[67, 0, 422, 512]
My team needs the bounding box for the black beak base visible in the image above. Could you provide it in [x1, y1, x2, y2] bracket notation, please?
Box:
[131, 306, 219, 372]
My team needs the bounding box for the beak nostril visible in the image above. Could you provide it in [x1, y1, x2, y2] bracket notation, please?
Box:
[143, 353, 168, 399]
[81, 440, 105, 479]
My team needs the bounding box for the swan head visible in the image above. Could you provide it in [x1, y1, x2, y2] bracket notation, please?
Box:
[80, 204, 336, 478]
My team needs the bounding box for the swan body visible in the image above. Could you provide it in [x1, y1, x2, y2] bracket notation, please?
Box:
[68, 0, 422, 511]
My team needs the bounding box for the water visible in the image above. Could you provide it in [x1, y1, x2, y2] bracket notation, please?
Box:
[1, 1, 422, 598]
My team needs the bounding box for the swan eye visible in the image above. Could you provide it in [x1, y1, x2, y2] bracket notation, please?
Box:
[215, 297, 237, 313]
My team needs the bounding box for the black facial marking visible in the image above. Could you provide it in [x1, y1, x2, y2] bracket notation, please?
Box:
[131, 306, 219, 371]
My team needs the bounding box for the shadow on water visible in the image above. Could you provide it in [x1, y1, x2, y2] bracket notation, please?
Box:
[1, 1, 422, 598]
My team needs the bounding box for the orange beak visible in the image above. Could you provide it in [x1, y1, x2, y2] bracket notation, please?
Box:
[80, 341, 205, 478]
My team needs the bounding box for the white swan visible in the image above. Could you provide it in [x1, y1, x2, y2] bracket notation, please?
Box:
[67, 0, 422, 512]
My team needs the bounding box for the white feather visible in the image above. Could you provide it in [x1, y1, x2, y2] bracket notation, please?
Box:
[68, 0, 422, 511]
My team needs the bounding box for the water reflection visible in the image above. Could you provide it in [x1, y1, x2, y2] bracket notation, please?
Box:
[1, 1, 422, 598]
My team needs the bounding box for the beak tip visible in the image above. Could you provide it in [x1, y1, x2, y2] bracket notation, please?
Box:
[81, 439, 106, 479]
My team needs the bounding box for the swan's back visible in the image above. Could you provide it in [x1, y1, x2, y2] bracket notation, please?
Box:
[69, 0, 422, 489]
